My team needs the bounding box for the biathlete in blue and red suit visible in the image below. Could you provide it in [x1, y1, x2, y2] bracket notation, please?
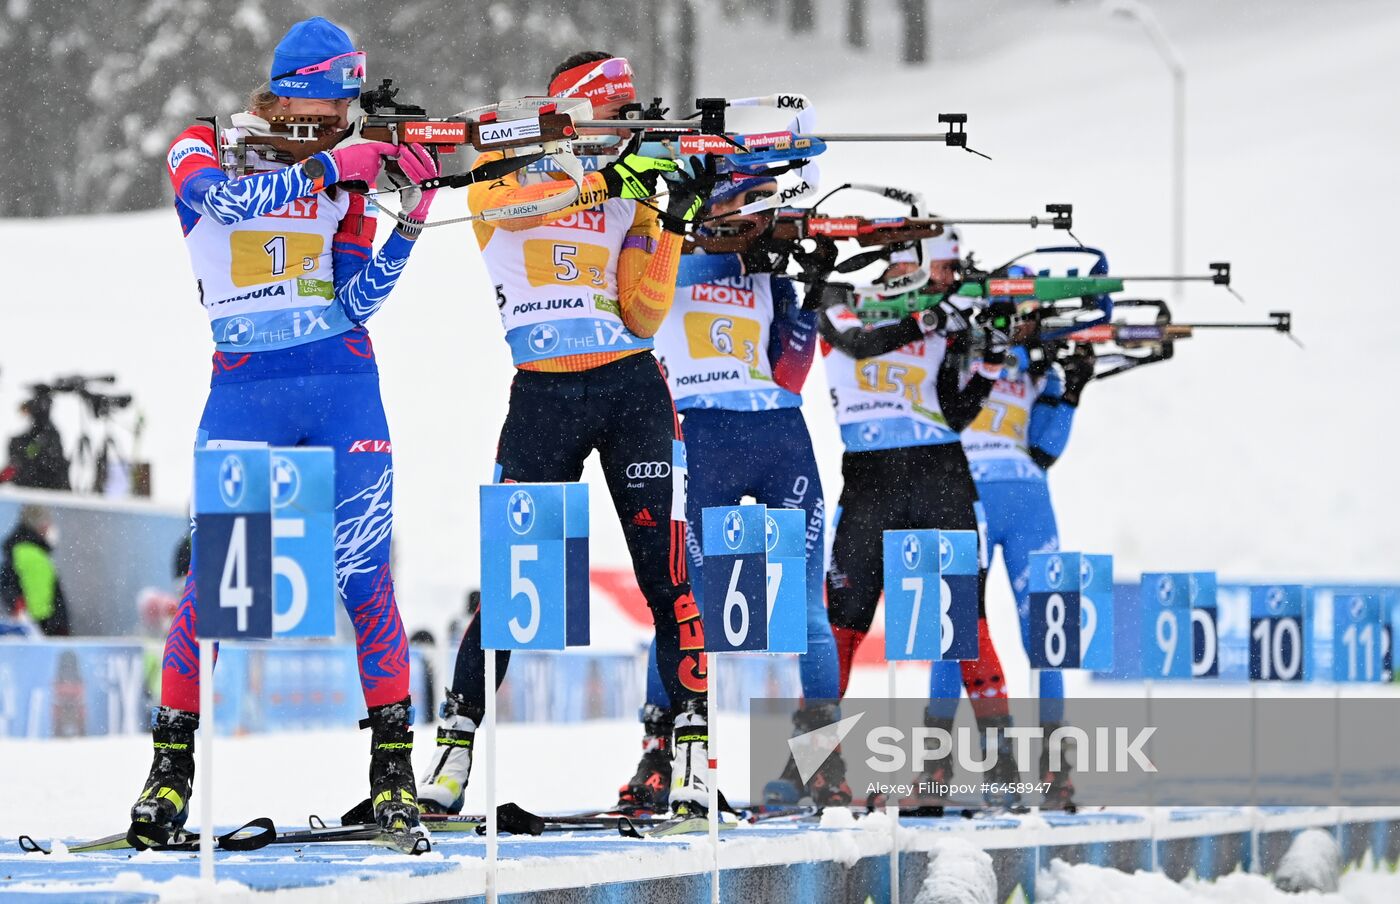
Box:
[130, 16, 440, 839]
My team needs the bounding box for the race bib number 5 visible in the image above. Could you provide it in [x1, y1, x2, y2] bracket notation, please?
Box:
[524, 240, 609, 288]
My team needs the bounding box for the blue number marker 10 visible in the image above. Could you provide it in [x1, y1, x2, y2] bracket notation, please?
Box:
[1249, 585, 1307, 682]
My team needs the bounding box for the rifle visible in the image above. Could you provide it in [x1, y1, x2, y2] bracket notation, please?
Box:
[688, 203, 1073, 254]
[853, 247, 1238, 342]
[1036, 300, 1297, 379]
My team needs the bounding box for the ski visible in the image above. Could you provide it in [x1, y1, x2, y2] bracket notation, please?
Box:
[17, 818, 276, 856]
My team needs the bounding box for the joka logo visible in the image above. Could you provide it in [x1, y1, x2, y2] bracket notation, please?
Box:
[348, 440, 392, 454]
[692, 283, 756, 308]
[1158, 575, 1177, 605]
[271, 456, 300, 506]
[1266, 587, 1287, 613]
[508, 490, 535, 535]
[219, 455, 246, 507]
[1081, 556, 1095, 587]
[766, 515, 779, 553]
[553, 210, 605, 233]
[901, 534, 921, 570]
[789, 713, 865, 784]
[267, 197, 318, 219]
[529, 323, 560, 354]
[723, 510, 745, 550]
[775, 94, 808, 110]
[939, 534, 954, 571]
[1046, 555, 1064, 589]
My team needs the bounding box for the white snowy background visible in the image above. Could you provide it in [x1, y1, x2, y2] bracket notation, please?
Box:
[2, 2, 1399, 899]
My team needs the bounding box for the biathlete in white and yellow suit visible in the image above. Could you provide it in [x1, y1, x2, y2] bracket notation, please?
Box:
[423, 51, 721, 818]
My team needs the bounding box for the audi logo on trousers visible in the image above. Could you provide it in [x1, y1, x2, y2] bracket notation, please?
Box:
[626, 462, 671, 479]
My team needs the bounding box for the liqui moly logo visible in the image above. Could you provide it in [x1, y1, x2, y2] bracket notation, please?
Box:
[476, 118, 542, 146]
[553, 210, 606, 232]
[403, 121, 468, 144]
[987, 278, 1037, 296]
[808, 217, 863, 237]
[693, 283, 756, 307]
[349, 440, 393, 454]
[267, 197, 318, 219]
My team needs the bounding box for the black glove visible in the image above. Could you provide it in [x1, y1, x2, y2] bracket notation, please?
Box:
[979, 301, 1016, 366]
[801, 280, 855, 313]
[793, 238, 838, 285]
[1060, 345, 1095, 405]
[657, 155, 718, 234]
[741, 232, 797, 275]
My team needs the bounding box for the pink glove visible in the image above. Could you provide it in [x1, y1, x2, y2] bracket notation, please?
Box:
[395, 144, 440, 220]
[329, 141, 398, 184]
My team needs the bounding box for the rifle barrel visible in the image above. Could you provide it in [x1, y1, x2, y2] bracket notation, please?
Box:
[571, 123, 956, 143]
[1110, 275, 1218, 282]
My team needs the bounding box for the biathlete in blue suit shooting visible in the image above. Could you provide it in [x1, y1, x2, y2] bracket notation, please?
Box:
[131, 16, 441, 841]
[953, 265, 1095, 807]
[635, 166, 845, 810]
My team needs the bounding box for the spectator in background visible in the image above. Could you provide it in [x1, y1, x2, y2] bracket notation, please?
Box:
[0, 392, 71, 491]
[1, 505, 72, 635]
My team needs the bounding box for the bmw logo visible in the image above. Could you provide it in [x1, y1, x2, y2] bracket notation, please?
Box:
[1349, 596, 1368, 621]
[271, 456, 300, 507]
[1046, 555, 1064, 589]
[223, 317, 256, 347]
[1158, 575, 1176, 606]
[1080, 557, 1095, 587]
[1266, 586, 1286, 613]
[902, 534, 921, 570]
[859, 422, 883, 444]
[528, 324, 560, 354]
[723, 510, 745, 550]
[218, 455, 246, 507]
[765, 515, 778, 553]
[939, 534, 954, 571]
[507, 489, 535, 535]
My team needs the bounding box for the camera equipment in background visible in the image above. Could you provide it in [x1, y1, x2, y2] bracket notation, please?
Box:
[5, 375, 150, 497]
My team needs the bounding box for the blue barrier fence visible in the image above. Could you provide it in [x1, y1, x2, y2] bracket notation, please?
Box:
[0, 640, 802, 739]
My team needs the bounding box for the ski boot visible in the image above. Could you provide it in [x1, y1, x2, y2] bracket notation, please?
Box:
[616, 704, 673, 815]
[980, 714, 1023, 810]
[419, 690, 476, 815]
[129, 706, 198, 847]
[800, 703, 853, 808]
[900, 715, 957, 815]
[669, 700, 713, 818]
[364, 697, 420, 831]
[1039, 722, 1077, 811]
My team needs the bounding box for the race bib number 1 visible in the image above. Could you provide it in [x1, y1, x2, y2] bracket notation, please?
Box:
[194, 447, 274, 640]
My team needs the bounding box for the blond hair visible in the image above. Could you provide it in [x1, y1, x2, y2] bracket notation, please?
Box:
[248, 83, 280, 117]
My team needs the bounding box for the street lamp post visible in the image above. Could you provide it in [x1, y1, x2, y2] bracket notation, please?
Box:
[1103, 0, 1186, 299]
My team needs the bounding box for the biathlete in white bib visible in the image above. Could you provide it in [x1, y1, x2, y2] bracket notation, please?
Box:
[424, 52, 722, 819]
[132, 16, 441, 840]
